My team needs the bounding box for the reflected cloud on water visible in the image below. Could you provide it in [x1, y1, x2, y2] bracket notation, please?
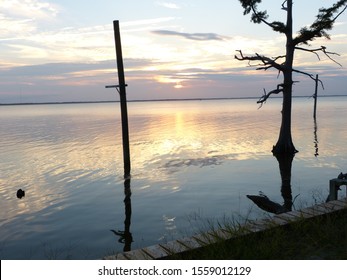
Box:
[2, 99, 347, 259]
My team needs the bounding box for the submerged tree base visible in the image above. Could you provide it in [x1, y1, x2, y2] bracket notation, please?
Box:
[271, 143, 298, 156]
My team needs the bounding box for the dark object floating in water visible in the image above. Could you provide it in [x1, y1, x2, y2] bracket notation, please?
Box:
[247, 193, 287, 214]
[17, 189, 25, 199]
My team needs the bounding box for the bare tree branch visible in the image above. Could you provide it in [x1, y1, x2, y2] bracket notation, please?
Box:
[296, 46, 321, 60]
[257, 84, 284, 107]
[292, 68, 325, 89]
[295, 46, 342, 66]
[281, 1, 288, 11]
[235, 50, 284, 71]
[332, 4, 347, 22]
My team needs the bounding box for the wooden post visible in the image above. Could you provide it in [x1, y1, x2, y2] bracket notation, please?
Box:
[313, 74, 318, 119]
[329, 179, 339, 201]
[328, 178, 347, 201]
[113, 20, 131, 178]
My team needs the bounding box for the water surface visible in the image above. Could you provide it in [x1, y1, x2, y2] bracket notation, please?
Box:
[1, 97, 346, 259]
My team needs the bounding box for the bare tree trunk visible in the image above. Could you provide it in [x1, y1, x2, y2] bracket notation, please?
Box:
[272, 72, 297, 154]
[272, 0, 297, 155]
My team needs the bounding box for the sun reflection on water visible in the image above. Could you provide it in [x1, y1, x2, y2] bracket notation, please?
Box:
[1, 98, 347, 259]
[128, 100, 277, 183]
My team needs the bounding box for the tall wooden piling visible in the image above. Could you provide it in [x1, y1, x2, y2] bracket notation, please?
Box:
[113, 20, 131, 178]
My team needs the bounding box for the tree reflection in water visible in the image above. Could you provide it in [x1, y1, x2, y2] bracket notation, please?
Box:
[247, 115, 321, 214]
[247, 153, 295, 214]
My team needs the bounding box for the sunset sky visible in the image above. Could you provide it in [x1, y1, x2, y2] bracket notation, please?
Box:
[0, 0, 346, 103]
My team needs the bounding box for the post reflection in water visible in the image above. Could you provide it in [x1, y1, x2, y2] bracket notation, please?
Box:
[111, 178, 133, 252]
[313, 117, 319, 157]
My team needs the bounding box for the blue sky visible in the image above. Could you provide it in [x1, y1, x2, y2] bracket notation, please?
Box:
[0, 0, 346, 103]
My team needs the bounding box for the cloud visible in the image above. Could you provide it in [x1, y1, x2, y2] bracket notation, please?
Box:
[122, 17, 176, 28]
[0, 58, 165, 95]
[152, 30, 228, 41]
[0, 16, 37, 40]
[0, 0, 63, 63]
[1, 61, 105, 77]
[0, 23, 115, 65]
[334, 21, 347, 27]
[1, 0, 59, 19]
[156, 2, 180, 9]
[1, 16, 178, 64]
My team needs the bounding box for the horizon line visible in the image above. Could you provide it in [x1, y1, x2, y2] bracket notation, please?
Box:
[1, 94, 347, 106]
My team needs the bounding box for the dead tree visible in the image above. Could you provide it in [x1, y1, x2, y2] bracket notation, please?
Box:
[236, 0, 347, 156]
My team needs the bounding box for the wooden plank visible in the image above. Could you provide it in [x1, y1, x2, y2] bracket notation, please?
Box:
[159, 240, 189, 255]
[311, 204, 336, 214]
[176, 236, 202, 250]
[220, 227, 251, 238]
[283, 210, 305, 218]
[103, 253, 128, 260]
[299, 207, 324, 217]
[307, 204, 332, 214]
[122, 249, 152, 260]
[192, 233, 214, 245]
[274, 212, 300, 222]
[325, 200, 345, 211]
[269, 215, 292, 225]
[245, 219, 273, 232]
[297, 210, 316, 218]
[207, 228, 234, 240]
[330, 200, 347, 208]
[141, 244, 168, 259]
[316, 202, 337, 211]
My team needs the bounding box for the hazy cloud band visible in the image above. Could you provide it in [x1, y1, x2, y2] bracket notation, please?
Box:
[152, 30, 228, 41]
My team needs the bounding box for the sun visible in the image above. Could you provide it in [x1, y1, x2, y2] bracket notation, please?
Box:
[155, 75, 185, 89]
[174, 83, 183, 89]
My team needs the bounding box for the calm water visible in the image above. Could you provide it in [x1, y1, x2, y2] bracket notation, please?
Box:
[1, 97, 347, 259]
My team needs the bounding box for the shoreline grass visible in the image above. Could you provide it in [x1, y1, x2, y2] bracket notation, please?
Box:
[168, 208, 347, 260]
